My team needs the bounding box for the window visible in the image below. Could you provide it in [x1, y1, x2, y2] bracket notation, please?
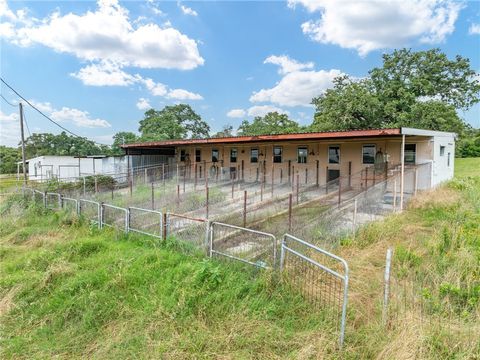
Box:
[180, 149, 186, 162]
[212, 149, 219, 162]
[404, 144, 416, 164]
[230, 148, 237, 163]
[297, 147, 308, 164]
[273, 146, 282, 163]
[328, 145, 340, 164]
[195, 149, 201, 162]
[440, 146, 445, 156]
[250, 148, 259, 163]
[362, 145, 376, 164]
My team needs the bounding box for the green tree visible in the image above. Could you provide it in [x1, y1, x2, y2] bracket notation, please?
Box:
[312, 76, 384, 131]
[24, 132, 104, 158]
[111, 132, 138, 155]
[0, 146, 20, 174]
[139, 104, 209, 141]
[238, 112, 301, 136]
[311, 48, 480, 133]
[212, 125, 234, 138]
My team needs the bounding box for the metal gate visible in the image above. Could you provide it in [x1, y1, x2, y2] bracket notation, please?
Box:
[129, 207, 163, 239]
[209, 222, 277, 269]
[78, 199, 101, 227]
[166, 212, 209, 252]
[280, 234, 349, 347]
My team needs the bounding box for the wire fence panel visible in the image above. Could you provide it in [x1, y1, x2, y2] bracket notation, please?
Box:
[128, 207, 163, 239]
[210, 222, 277, 269]
[62, 197, 78, 215]
[45, 192, 61, 210]
[280, 234, 349, 348]
[33, 190, 45, 206]
[101, 203, 128, 232]
[166, 213, 209, 251]
[78, 199, 100, 227]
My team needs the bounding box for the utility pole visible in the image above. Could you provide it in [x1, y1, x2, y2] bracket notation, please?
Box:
[19, 102, 27, 185]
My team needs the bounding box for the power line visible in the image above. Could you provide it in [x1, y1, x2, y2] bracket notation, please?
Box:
[0, 77, 109, 146]
[0, 93, 17, 107]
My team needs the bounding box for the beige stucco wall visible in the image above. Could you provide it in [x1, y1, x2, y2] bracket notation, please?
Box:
[175, 135, 433, 185]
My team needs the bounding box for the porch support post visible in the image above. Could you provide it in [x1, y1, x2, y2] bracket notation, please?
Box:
[400, 134, 405, 211]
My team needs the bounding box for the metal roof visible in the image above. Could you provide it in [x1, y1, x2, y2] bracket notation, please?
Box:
[121, 128, 403, 149]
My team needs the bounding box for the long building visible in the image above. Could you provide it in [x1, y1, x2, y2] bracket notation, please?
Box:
[121, 127, 456, 190]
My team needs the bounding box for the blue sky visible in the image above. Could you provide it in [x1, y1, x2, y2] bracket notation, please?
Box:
[1, 0, 479, 147]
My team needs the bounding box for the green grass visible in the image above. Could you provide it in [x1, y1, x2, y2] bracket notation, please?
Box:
[0, 200, 335, 359]
[455, 157, 480, 178]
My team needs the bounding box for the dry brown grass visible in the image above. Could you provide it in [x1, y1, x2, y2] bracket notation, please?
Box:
[0, 285, 21, 317]
[407, 187, 460, 210]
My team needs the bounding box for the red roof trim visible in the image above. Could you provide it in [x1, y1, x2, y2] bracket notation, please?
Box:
[121, 128, 401, 148]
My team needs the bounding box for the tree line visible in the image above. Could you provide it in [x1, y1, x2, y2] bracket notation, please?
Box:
[1, 48, 479, 174]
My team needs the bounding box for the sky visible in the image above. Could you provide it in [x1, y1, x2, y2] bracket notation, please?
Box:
[0, 0, 479, 147]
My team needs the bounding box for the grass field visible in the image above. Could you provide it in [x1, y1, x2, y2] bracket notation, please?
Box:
[0, 158, 479, 358]
[455, 157, 480, 178]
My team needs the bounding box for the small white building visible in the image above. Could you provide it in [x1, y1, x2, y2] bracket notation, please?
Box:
[22, 155, 128, 182]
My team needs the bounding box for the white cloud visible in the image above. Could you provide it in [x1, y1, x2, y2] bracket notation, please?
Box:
[289, 0, 462, 56]
[264, 55, 314, 74]
[227, 109, 246, 118]
[166, 89, 203, 100]
[0, 110, 20, 147]
[3, 0, 204, 70]
[469, 23, 480, 35]
[71, 61, 137, 86]
[250, 68, 342, 107]
[50, 107, 111, 128]
[29, 100, 53, 113]
[247, 105, 290, 117]
[141, 77, 168, 96]
[136, 98, 151, 110]
[180, 4, 198, 17]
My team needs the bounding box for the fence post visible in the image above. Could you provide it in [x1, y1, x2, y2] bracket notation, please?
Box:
[183, 165, 186, 193]
[352, 199, 357, 235]
[94, 176, 98, 194]
[326, 166, 329, 193]
[151, 182, 155, 210]
[383, 248, 393, 326]
[126, 207, 130, 233]
[43, 191, 47, 208]
[414, 168, 418, 196]
[206, 186, 209, 219]
[393, 178, 397, 211]
[365, 167, 369, 189]
[83, 176, 86, 196]
[194, 163, 197, 190]
[348, 161, 352, 188]
[338, 178, 342, 206]
[260, 180, 263, 202]
[144, 168, 147, 184]
[279, 236, 286, 271]
[316, 160, 319, 187]
[288, 193, 293, 232]
[296, 174, 300, 205]
[177, 184, 180, 204]
[162, 212, 168, 240]
[305, 168, 308, 184]
[58, 194, 62, 209]
[243, 190, 247, 228]
[205, 220, 210, 256]
[100, 202, 104, 229]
